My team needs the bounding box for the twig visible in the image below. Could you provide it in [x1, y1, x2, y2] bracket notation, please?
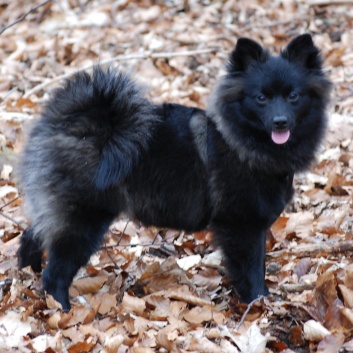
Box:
[0, 196, 24, 229]
[307, 0, 353, 5]
[102, 220, 130, 267]
[267, 240, 353, 259]
[237, 296, 264, 329]
[104, 243, 120, 269]
[0, 196, 21, 211]
[103, 231, 178, 249]
[0, 211, 24, 229]
[23, 47, 218, 98]
[151, 230, 160, 245]
[117, 220, 129, 246]
[0, 0, 52, 36]
[281, 282, 314, 293]
[244, 18, 307, 30]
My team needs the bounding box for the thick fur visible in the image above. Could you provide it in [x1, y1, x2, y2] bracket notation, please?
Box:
[18, 34, 332, 311]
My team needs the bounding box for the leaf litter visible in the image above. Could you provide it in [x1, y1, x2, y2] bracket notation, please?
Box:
[1, 0, 353, 352]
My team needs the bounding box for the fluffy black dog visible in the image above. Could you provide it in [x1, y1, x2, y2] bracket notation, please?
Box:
[18, 34, 332, 311]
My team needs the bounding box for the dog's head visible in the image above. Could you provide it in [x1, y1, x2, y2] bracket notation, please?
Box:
[208, 34, 332, 172]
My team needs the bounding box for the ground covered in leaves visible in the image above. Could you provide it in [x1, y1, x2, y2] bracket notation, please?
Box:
[0, 0, 353, 352]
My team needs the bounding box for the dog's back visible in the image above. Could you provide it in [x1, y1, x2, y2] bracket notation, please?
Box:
[124, 103, 211, 230]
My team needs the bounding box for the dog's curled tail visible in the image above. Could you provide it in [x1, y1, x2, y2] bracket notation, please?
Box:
[42, 66, 160, 190]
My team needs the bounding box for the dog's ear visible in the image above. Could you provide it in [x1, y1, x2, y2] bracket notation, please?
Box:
[227, 38, 268, 73]
[281, 34, 323, 69]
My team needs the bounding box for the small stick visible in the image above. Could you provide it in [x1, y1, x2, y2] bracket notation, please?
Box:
[0, 196, 20, 211]
[104, 243, 120, 269]
[0, 211, 24, 229]
[102, 220, 130, 267]
[117, 220, 130, 245]
[307, 0, 353, 5]
[0, 0, 52, 36]
[23, 47, 218, 98]
[267, 240, 353, 259]
[237, 296, 264, 329]
[103, 231, 178, 249]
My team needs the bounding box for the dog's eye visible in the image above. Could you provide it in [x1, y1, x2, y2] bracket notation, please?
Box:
[288, 92, 299, 102]
[256, 94, 267, 104]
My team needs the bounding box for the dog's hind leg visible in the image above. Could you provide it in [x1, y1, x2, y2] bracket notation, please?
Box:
[18, 227, 43, 273]
[42, 210, 115, 311]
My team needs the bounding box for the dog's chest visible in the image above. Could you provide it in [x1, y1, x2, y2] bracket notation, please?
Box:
[209, 155, 289, 226]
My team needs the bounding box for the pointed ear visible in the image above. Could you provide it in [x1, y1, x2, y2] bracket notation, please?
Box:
[227, 38, 269, 73]
[281, 34, 323, 69]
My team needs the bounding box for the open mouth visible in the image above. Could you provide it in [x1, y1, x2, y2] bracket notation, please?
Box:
[271, 130, 290, 145]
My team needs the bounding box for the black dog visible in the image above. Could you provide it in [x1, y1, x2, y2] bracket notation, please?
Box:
[18, 34, 332, 311]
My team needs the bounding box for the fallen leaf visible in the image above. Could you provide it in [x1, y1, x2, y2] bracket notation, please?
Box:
[72, 275, 108, 295]
[285, 212, 314, 238]
[177, 254, 201, 270]
[303, 320, 331, 342]
[183, 305, 225, 325]
[121, 292, 146, 316]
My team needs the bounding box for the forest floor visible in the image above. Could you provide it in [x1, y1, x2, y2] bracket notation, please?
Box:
[0, 0, 353, 352]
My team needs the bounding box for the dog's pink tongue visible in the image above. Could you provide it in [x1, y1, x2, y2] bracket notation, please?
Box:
[271, 130, 290, 144]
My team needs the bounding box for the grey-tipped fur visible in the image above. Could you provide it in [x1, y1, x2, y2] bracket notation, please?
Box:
[19, 66, 160, 247]
[18, 35, 332, 311]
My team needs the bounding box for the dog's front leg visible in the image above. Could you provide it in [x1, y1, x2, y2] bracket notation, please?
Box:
[212, 221, 269, 303]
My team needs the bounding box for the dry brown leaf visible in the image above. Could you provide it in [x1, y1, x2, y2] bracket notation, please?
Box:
[72, 275, 108, 295]
[286, 212, 314, 238]
[155, 323, 179, 351]
[324, 298, 351, 332]
[187, 332, 226, 352]
[169, 300, 188, 318]
[183, 305, 225, 325]
[88, 292, 117, 315]
[344, 264, 353, 290]
[312, 271, 338, 322]
[304, 188, 330, 204]
[338, 284, 353, 309]
[341, 307, 353, 326]
[144, 295, 170, 320]
[324, 172, 350, 196]
[67, 336, 97, 353]
[193, 267, 222, 291]
[47, 305, 95, 329]
[47, 311, 64, 330]
[165, 285, 213, 306]
[78, 324, 106, 343]
[121, 292, 146, 316]
[62, 326, 85, 342]
[127, 315, 156, 335]
[103, 335, 125, 353]
[289, 325, 305, 346]
[45, 294, 64, 311]
[271, 216, 289, 241]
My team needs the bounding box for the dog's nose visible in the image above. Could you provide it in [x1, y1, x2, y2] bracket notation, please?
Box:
[273, 116, 288, 130]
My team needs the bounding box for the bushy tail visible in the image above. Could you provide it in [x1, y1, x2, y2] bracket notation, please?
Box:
[43, 66, 160, 189]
